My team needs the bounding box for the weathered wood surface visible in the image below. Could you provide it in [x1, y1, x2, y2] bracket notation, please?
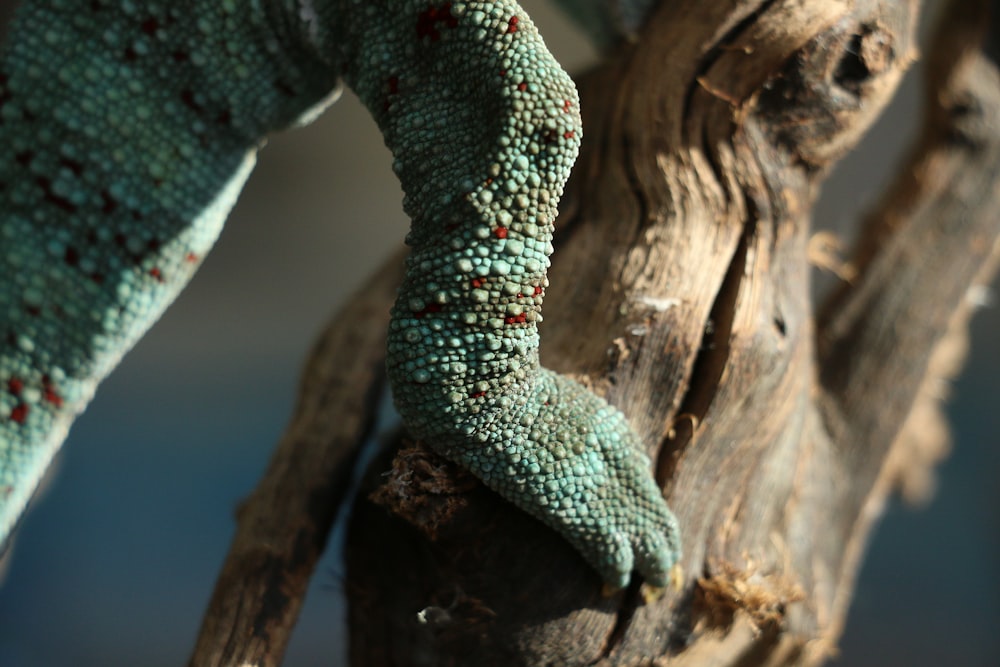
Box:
[190, 0, 1000, 665]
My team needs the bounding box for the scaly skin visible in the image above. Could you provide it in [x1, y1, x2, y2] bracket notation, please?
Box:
[0, 0, 680, 588]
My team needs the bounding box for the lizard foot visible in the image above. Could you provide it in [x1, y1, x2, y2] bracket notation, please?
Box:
[455, 368, 682, 589]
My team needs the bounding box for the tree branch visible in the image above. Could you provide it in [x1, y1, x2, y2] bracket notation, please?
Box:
[189, 0, 1000, 665]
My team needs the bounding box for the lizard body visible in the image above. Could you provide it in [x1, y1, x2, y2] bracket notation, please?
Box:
[0, 0, 679, 588]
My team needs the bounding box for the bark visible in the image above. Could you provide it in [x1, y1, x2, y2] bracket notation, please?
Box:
[189, 0, 1000, 665]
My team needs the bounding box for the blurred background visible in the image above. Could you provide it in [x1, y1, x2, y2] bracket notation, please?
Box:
[0, 1, 996, 665]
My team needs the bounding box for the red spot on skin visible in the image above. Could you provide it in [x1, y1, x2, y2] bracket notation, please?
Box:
[185, 252, 199, 263]
[470, 391, 486, 399]
[416, 3, 457, 41]
[90, 273, 105, 285]
[564, 131, 575, 139]
[141, 18, 159, 35]
[124, 46, 138, 61]
[10, 404, 28, 424]
[505, 313, 528, 325]
[44, 390, 62, 406]
[7, 378, 23, 395]
[43, 390, 63, 407]
[494, 227, 508, 239]
[517, 82, 527, 92]
[172, 50, 189, 63]
[42, 376, 62, 408]
[507, 16, 519, 34]
[563, 99, 572, 113]
[499, 69, 506, 77]
[149, 267, 164, 282]
[413, 303, 443, 319]
[533, 285, 543, 295]
[25, 305, 41, 317]
[471, 278, 485, 288]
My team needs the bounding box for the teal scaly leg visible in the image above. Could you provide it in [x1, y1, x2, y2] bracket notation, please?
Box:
[0, 0, 680, 588]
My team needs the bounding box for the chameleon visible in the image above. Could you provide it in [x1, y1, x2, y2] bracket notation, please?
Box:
[0, 0, 680, 589]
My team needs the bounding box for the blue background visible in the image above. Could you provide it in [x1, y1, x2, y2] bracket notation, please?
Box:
[1, 1, 997, 664]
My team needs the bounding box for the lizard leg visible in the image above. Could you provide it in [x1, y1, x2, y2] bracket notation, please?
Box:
[0, 0, 340, 549]
[323, 1, 682, 587]
[0, 0, 681, 587]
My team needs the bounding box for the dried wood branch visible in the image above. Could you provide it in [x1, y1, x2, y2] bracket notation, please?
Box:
[190, 0, 1000, 665]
